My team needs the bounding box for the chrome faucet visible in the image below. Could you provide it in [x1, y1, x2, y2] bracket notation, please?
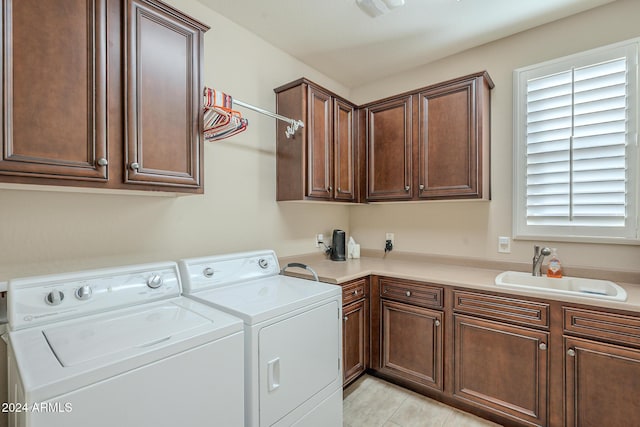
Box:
[532, 245, 552, 276]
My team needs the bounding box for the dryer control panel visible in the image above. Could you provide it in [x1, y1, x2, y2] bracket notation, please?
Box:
[8, 262, 182, 331]
[179, 250, 280, 293]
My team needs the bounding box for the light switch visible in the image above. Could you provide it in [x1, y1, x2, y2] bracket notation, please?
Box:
[498, 236, 511, 253]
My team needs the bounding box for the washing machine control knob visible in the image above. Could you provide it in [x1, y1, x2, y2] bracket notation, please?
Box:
[147, 274, 163, 289]
[45, 290, 65, 306]
[258, 258, 269, 269]
[75, 285, 93, 301]
[203, 267, 214, 278]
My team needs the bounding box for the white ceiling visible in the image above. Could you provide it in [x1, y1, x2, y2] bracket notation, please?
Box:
[198, 0, 616, 88]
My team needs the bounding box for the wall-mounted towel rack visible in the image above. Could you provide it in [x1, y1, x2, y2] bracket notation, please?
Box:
[233, 99, 304, 139]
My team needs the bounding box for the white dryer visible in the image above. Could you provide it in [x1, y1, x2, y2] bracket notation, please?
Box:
[179, 250, 343, 427]
[6, 262, 244, 427]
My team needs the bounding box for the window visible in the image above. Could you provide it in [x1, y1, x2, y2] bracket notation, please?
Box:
[513, 39, 639, 244]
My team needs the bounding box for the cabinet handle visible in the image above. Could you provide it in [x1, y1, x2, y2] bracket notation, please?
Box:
[404, 185, 410, 192]
[405, 290, 411, 297]
[419, 184, 425, 190]
[567, 348, 576, 357]
[344, 316, 348, 321]
[352, 290, 358, 296]
[130, 162, 140, 171]
[539, 343, 547, 351]
[434, 320, 441, 327]
[96, 157, 108, 167]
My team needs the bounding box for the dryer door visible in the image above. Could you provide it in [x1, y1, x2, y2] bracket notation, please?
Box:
[258, 299, 341, 426]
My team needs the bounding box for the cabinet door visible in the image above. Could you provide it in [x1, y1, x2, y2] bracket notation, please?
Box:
[306, 86, 332, 199]
[333, 98, 355, 201]
[381, 299, 442, 390]
[343, 299, 367, 386]
[418, 78, 480, 199]
[125, 0, 205, 188]
[366, 96, 412, 201]
[1, 0, 108, 181]
[453, 314, 548, 426]
[565, 336, 640, 426]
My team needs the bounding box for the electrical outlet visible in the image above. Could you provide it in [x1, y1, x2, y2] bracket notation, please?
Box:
[316, 234, 324, 248]
[498, 236, 511, 253]
[385, 233, 394, 245]
[385, 232, 394, 253]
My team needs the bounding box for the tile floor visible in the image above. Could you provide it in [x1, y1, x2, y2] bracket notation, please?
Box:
[343, 375, 502, 427]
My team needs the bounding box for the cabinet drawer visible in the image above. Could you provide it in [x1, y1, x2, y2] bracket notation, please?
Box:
[342, 278, 367, 305]
[453, 290, 549, 328]
[380, 278, 443, 309]
[564, 307, 640, 348]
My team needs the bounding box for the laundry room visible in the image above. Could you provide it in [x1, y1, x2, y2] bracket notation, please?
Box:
[1, 0, 640, 426]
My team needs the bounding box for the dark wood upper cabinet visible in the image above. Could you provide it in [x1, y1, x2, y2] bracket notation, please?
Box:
[0, 0, 208, 193]
[365, 96, 413, 201]
[274, 78, 357, 202]
[334, 98, 356, 201]
[418, 73, 493, 200]
[1, 0, 108, 181]
[275, 71, 492, 203]
[125, 0, 207, 188]
[306, 86, 332, 199]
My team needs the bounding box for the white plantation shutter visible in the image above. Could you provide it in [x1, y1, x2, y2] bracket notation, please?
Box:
[514, 40, 639, 243]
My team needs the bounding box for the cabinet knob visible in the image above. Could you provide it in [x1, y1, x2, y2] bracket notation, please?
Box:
[405, 290, 411, 297]
[338, 187, 342, 193]
[539, 343, 547, 351]
[419, 184, 425, 190]
[434, 319, 441, 327]
[327, 186, 333, 192]
[567, 348, 576, 357]
[130, 162, 140, 171]
[404, 185, 410, 192]
[96, 157, 108, 167]
[344, 316, 348, 321]
[352, 290, 358, 296]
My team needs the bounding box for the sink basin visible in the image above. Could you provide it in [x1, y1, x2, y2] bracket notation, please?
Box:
[495, 271, 627, 301]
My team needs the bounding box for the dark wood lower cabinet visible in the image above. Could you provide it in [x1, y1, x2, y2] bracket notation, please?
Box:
[365, 276, 640, 427]
[343, 299, 367, 386]
[381, 300, 443, 390]
[342, 277, 369, 387]
[565, 336, 640, 427]
[453, 314, 549, 426]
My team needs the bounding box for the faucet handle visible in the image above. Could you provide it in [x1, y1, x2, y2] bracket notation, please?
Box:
[533, 245, 540, 256]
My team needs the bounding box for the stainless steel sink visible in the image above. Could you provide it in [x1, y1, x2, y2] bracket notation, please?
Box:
[495, 271, 627, 301]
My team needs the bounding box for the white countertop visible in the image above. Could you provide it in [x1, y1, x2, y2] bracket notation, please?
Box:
[280, 252, 640, 314]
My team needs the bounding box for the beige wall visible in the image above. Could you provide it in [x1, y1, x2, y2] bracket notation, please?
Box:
[349, 0, 640, 272]
[1, 0, 639, 283]
[0, 0, 349, 281]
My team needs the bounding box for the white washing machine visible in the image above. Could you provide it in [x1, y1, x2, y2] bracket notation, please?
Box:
[6, 262, 245, 427]
[179, 250, 343, 427]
